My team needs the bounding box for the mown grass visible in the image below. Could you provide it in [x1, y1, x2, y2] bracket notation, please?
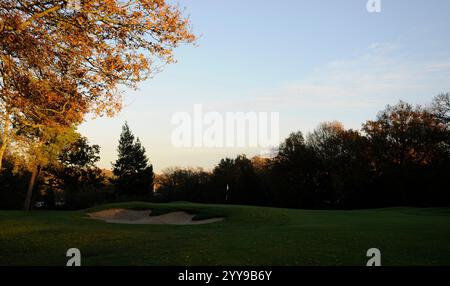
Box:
[1, 202, 450, 266]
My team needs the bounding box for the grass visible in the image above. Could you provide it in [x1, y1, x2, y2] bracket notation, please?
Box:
[1, 202, 450, 266]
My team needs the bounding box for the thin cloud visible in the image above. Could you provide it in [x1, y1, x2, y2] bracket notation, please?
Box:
[426, 62, 450, 72]
[215, 43, 450, 111]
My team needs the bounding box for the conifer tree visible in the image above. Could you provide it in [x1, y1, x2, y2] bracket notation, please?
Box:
[112, 123, 154, 198]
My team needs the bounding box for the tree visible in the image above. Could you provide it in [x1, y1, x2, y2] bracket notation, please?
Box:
[21, 125, 78, 210]
[0, 153, 28, 209]
[44, 135, 105, 209]
[307, 121, 345, 162]
[156, 167, 209, 202]
[277, 131, 307, 162]
[0, 0, 195, 170]
[210, 155, 262, 205]
[431, 92, 450, 125]
[112, 122, 154, 198]
[271, 131, 322, 208]
[363, 101, 449, 205]
[307, 122, 373, 208]
[363, 101, 447, 168]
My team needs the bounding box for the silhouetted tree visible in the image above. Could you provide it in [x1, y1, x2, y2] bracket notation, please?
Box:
[44, 136, 105, 209]
[307, 122, 374, 208]
[112, 123, 154, 199]
[270, 131, 320, 208]
[156, 167, 209, 202]
[0, 155, 28, 209]
[233, 155, 262, 204]
[210, 155, 262, 205]
[363, 101, 450, 205]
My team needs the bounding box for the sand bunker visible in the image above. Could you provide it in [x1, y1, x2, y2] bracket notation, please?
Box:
[87, 208, 223, 225]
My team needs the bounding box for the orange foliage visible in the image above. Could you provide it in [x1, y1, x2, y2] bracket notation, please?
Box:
[0, 0, 195, 168]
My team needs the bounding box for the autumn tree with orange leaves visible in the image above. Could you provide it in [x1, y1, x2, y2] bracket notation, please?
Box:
[0, 0, 195, 209]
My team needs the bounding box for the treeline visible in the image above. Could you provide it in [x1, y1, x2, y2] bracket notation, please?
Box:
[1, 94, 449, 210]
[156, 94, 450, 209]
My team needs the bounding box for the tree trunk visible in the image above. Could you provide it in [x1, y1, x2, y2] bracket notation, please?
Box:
[0, 141, 7, 171]
[24, 165, 40, 211]
[0, 111, 11, 171]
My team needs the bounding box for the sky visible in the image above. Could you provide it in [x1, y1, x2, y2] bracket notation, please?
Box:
[79, 0, 450, 172]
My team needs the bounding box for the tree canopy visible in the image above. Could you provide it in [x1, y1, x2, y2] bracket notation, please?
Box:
[0, 0, 195, 170]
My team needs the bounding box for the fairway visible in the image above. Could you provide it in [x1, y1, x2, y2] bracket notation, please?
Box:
[1, 202, 450, 266]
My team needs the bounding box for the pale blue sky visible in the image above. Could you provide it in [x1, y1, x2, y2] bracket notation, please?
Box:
[79, 0, 450, 172]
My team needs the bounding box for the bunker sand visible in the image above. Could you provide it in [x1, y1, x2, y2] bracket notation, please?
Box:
[87, 208, 223, 225]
